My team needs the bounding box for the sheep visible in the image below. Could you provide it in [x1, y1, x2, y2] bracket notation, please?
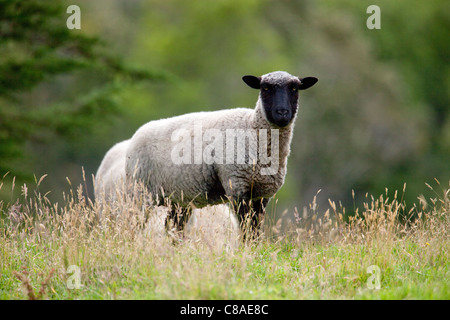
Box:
[125, 71, 318, 240]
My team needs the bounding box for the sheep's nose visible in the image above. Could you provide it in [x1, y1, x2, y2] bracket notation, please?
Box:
[276, 109, 289, 117]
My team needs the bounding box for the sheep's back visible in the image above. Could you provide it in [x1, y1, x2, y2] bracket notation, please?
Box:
[126, 108, 254, 206]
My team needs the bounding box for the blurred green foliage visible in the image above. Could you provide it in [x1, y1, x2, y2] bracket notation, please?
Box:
[0, 0, 168, 184]
[0, 0, 448, 217]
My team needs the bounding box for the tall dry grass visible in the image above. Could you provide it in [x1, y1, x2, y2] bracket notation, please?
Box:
[277, 182, 449, 246]
[0, 171, 448, 299]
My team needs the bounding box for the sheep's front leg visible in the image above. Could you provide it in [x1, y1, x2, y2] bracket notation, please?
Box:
[165, 206, 191, 233]
[236, 196, 268, 241]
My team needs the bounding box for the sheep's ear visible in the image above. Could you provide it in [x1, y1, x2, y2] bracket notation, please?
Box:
[298, 77, 318, 90]
[242, 75, 261, 89]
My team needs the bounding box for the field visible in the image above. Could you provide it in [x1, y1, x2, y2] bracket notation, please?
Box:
[0, 175, 448, 300]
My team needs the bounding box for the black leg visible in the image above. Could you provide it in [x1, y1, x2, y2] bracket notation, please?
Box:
[237, 197, 268, 241]
[165, 205, 191, 233]
[252, 198, 268, 233]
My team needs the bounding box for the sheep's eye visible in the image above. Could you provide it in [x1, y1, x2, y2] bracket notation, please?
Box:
[292, 86, 298, 91]
[263, 87, 269, 91]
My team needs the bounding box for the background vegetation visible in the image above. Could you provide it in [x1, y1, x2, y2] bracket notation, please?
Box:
[0, 0, 449, 221]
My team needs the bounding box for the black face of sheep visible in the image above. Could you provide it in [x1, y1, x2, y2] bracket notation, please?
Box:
[243, 72, 318, 128]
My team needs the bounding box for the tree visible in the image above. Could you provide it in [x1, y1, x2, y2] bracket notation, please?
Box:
[0, 0, 168, 179]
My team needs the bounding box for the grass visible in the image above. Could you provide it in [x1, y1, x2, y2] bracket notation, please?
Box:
[0, 172, 448, 300]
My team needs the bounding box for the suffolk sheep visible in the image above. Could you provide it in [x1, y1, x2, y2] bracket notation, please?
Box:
[125, 71, 318, 239]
